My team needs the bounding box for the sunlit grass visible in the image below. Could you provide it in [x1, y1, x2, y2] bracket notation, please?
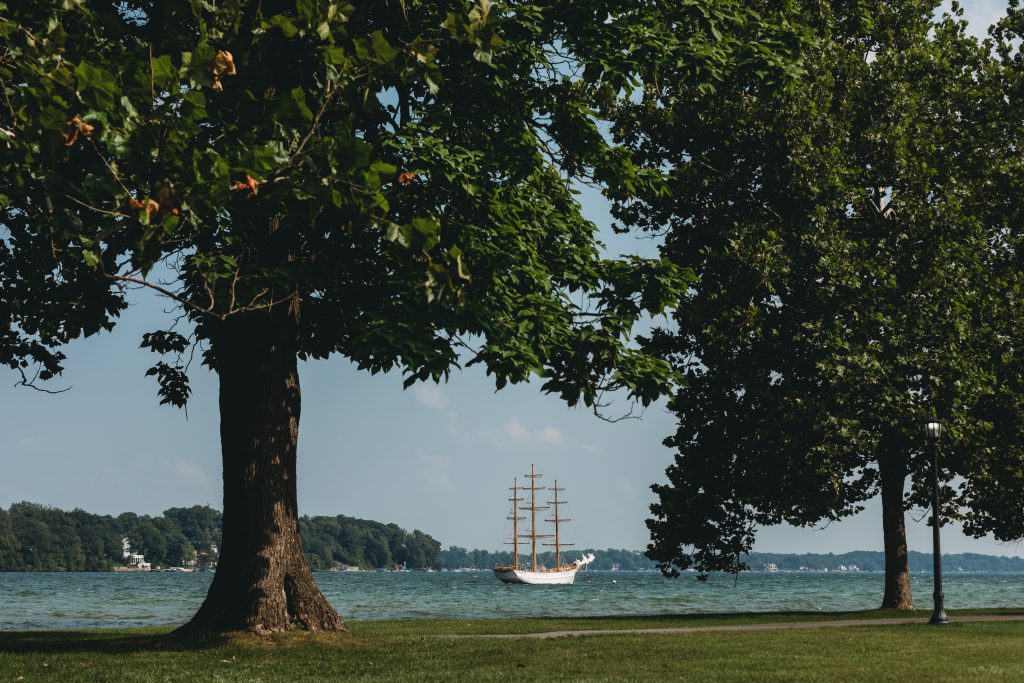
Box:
[2, 609, 1023, 682]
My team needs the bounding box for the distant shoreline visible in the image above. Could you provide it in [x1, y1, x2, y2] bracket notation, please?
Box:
[0, 565, 1019, 573]
[439, 549, 1024, 573]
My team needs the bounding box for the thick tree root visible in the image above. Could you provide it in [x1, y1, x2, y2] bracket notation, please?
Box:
[175, 561, 345, 639]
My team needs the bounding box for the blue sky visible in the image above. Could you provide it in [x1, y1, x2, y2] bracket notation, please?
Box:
[3, 0, 1022, 558]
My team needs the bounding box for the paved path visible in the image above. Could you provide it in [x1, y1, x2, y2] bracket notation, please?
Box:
[446, 614, 1024, 639]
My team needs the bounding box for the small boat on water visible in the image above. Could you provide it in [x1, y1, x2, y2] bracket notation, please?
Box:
[493, 464, 595, 585]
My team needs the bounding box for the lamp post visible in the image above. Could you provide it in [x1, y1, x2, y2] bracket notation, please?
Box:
[925, 420, 949, 625]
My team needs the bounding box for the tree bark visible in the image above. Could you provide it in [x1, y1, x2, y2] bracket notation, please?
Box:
[176, 307, 344, 637]
[879, 439, 914, 610]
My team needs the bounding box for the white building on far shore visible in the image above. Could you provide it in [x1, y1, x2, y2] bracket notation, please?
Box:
[121, 537, 151, 571]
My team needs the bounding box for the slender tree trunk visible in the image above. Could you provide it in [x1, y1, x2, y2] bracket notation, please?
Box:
[879, 439, 914, 610]
[176, 307, 344, 637]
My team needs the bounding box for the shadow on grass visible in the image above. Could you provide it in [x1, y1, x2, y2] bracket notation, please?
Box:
[7, 607, 1024, 651]
[569, 609, 880, 622]
[511, 608, 900, 626]
[0, 629, 226, 654]
[354, 606, 1024, 636]
[0, 627, 360, 654]
[550, 606, 1024, 623]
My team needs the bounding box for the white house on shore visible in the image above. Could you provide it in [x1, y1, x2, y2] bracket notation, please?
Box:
[121, 537, 151, 571]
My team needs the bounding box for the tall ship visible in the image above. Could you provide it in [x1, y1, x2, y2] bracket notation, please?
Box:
[493, 464, 595, 585]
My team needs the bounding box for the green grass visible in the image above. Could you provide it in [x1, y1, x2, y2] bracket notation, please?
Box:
[2, 610, 1024, 682]
[350, 606, 1024, 636]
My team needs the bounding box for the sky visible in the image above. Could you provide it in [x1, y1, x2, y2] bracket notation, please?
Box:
[3, 0, 1022, 559]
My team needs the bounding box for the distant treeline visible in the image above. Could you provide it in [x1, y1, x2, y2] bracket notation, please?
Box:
[0, 502, 442, 571]
[0, 502, 221, 571]
[5, 503, 1021, 573]
[300, 516, 440, 570]
[438, 548, 1024, 573]
[439, 547, 656, 571]
[743, 551, 1024, 573]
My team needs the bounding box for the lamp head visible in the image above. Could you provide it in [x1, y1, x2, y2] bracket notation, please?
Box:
[925, 420, 944, 440]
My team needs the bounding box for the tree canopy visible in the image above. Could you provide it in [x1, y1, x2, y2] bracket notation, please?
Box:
[617, 0, 1024, 607]
[0, 0, 793, 405]
[0, 0, 811, 634]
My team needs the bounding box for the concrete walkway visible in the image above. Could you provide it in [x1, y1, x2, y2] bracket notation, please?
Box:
[447, 614, 1024, 639]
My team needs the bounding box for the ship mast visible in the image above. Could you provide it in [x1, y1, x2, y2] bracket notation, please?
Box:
[544, 480, 573, 569]
[506, 479, 524, 570]
[520, 464, 550, 571]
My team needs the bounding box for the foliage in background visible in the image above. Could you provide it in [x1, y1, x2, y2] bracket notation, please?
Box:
[0, 503, 441, 571]
[619, 0, 1024, 604]
[300, 515, 440, 570]
[954, 0, 1024, 548]
[0, 503, 217, 570]
[743, 551, 1024, 574]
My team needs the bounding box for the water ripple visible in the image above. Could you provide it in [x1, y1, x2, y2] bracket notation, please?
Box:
[0, 571, 1022, 629]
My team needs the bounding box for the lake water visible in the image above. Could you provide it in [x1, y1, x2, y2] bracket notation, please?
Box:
[1, 571, 1022, 630]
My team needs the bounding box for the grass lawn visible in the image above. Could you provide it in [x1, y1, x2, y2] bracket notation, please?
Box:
[2, 609, 1024, 682]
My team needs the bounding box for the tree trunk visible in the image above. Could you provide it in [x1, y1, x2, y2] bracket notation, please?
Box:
[879, 440, 914, 610]
[176, 308, 344, 637]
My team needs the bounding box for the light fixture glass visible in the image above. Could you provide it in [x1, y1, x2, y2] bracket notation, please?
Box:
[925, 421, 943, 440]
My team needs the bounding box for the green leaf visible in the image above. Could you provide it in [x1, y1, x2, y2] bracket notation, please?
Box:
[248, 143, 288, 173]
[369, 160, 397, 177]
[291, 86, 314, 122]
[263, 15, 300, 37]
[181, 89, 207, 122]
[160, 213, 180, 235]
[181, 46, 215, 87]
[370, 30, 397, 63]
[410, 216, 440, 249]
[150, 54, 175, 87]
[74, 62, 117, 108]
[325, 47, 348, 65]
[336, 137, 371, 173]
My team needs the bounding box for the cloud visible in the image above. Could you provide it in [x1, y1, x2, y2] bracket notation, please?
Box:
[581, 443, 603, 455]
[538, 426, 564, 445]
[415, 450, 454, 492]
[484, 418, 565, 448]
[411, 382, 449, 410]
[446, 410, 469, 443]
[165, 457, 211, 492]
[503, 418, 531, 442]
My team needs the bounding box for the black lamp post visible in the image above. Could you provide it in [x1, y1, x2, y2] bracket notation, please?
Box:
[925, 420, 950, 625]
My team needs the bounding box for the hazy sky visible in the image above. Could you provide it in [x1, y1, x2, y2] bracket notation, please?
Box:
[3, 0, 1022, 559]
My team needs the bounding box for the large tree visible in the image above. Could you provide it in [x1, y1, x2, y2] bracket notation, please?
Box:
[957, 2, 1024, 550]
[615, 0, 1024, 609]
[0, 0, 804, 635]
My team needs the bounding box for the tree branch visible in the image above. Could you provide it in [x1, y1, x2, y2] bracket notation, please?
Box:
[13, 365, 71, 394]
[106, 273, 294, 321]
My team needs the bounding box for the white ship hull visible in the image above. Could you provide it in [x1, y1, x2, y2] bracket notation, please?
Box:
[496, 466, 595, 586]
[493, 566, 579, 585]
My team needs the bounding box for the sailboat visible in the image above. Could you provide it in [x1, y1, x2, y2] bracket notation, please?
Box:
[493, 464, 595, 585]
